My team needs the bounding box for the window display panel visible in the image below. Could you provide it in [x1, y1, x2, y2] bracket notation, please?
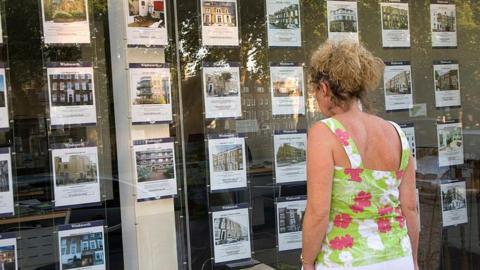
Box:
[3, 1, 123, 269]
[176, 0, 480, 269]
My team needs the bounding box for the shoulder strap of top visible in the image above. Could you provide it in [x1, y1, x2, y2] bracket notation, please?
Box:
[389, 121, 411, 171]
[321, 118, 364, 169]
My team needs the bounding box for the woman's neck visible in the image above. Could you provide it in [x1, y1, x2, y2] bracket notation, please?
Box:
[329, 99, 362, 117]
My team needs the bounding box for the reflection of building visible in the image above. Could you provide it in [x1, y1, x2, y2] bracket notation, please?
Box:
[214, 217, 248, 244]
[432, 10, 455, 32]
[206, 72, 238, 97]
[50, 73, 93, 106]
[61, 233, 104, 268]
[0, 160, 9, 192]
[55, 155, 97, 185]
[276, 143, 306, 164]
[330, 8, 357, 32]
[278, 207, 304, 233]
[436, 70, 458, 91]
[136, 76, 170, 104]
[382, 6, 408, 30]
[273, 77, 302, 97]
[385, 71, 411, 94]
[136, 149, 174, 171]
[202, 2, 236, 26]
[269, 4, 299, 29]
[213, 145, 243, 171]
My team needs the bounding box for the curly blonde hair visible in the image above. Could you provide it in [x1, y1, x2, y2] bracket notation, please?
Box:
[309, 41, 384, 110]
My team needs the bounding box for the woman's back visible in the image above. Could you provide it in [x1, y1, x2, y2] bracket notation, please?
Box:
[314, 114, 413, 268]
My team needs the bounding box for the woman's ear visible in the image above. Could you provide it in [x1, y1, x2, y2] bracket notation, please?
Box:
[320, 82, 329, 97]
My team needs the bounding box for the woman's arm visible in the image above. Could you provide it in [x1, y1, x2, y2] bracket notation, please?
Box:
[399, 155, 419, 270]
[302, 124, 335, 269]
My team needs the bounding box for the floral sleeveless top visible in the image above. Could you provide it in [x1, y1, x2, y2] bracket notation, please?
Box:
[316, 118, 413, 268]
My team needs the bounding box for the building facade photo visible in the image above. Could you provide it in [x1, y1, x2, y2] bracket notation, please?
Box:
[278, 207, 304, 233]
[214, 217, 249, 245]
[54, 154, 98, 186]
[202, 1, 236, 27]
[329, 8, 357, 32]
[50, 73, 94, 106]
[385, 70, 412, 95]
[382, 6, 408, 30]
[268, 4, 300, 29]
[212, 144, 243, 172]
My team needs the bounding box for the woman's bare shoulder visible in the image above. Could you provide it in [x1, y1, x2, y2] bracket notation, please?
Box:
[308, 121, 337, 144]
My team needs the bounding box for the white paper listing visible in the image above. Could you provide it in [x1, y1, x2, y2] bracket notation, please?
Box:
[212, 205, 251, 264]
[52, 145, 101, 208]
[276, 196, 306, 251]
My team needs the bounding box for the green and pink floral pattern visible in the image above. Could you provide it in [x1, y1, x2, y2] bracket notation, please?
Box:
[315, 118, 412, 268]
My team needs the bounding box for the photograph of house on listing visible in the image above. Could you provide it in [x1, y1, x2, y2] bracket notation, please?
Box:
[202, 1, 237, 27]
[272, 72, 303, 97]
[205, 70, 240, 97]
[329, 7, 357, 32]
[278, 205, 304, 234]
[431, 7, 456, 32]
[60, 232, 104, 270]
[435, 67, 459, 91]
[213, 217, 249, 245]
[0, 160, 9, 193]
[0, 75, 5, 108]
[54, 153, 98, 187]
[0, 244, 16, 270]
[135, 148, 175, 182]
[42, 0, 87, 23]
[50, 73, 94, 107]
[133, 74, 171, 105]
[212, 144, 243, 172]
[384, 69, 412, 96]
[128, 0, 166, 28]
[276, 142, 306, 168]
[268, 2, 300, 30]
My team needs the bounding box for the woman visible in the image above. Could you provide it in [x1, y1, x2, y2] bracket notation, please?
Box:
[301, 41, 419, 270]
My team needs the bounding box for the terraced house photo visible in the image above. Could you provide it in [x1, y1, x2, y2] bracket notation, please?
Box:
[382, 5, 409, 30]
[432, 9, 456, 32]
[214, 217, 249, 245]
[42, 0, 87, 23]
[435, 68, 459, 91]
[276, 142, 306, 167]
[385, 70, 412, 95]
[50, 73, 94, 106]
[329, 7, 357, 32]
[212, 144, 243, 172]
[202, 1, 237, 27]
[268, 3, 300, 29]
[136, 148, 174, 182]
[128, 0, 166, 28]
[60, 232, 104, 270]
